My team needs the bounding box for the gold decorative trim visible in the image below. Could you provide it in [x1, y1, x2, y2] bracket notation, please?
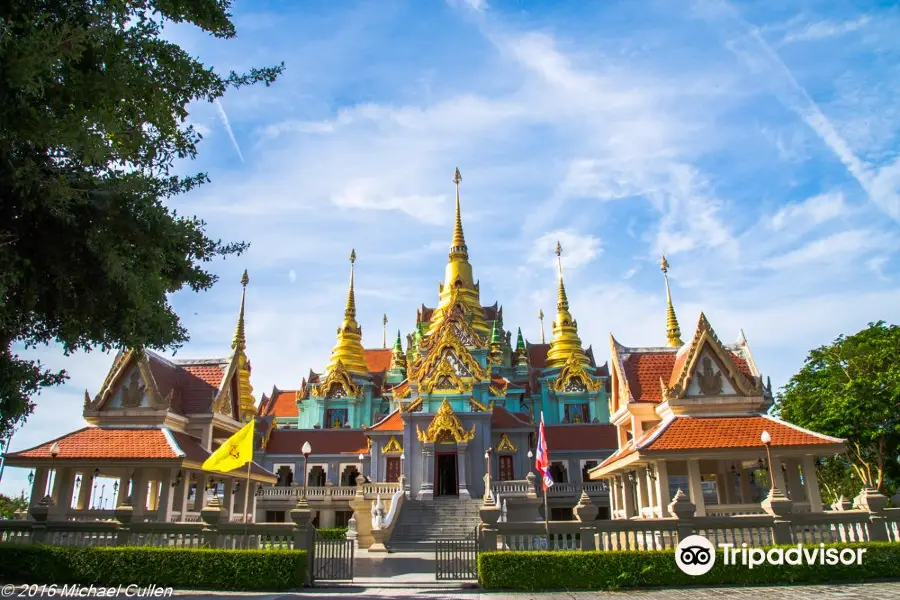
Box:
[403, 397, 424, 413]
[552, 352, 602, 393]
[489, 379, 508, 397]
[381, 435, 403, 454]
[416, 398, 476, 444]
[496, 433, 517, 452]
[311, 360, 361, 399]
[469, 397, 489, 412]
[661, 313, 763, 401]
[418, 358, 474, 394]
[392, 381, 411, 400]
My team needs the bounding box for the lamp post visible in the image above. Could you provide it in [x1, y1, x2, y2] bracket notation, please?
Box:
[45, 442, 60, 502]
[484, 447, 492, 498]
[301, 441, 311, 500]
[358, 453, 365, 482]
[760, 430, 776, 491]
[112, 481, 119, 507]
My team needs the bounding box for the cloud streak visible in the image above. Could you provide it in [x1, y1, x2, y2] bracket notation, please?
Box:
[215, 98, 244, 164]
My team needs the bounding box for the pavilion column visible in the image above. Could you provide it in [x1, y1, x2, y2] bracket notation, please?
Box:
[739, 468, 753, 503]
[784, 458, 805, 503]
[147, 476, 159, 512]
[771, 456, 787, 495]
[115, 476, 128, 507]
[131, 470, 149, 519]
[653, 461, 670, 517]
[249, 483, 258, 523]
[76, 472, 94, 511]
[30, 468, 49, 508]
[644, 468, 657, 516]
[417, 443, 435, 500]
[226, 479, 236, 520]
[715, 464, 728, 505]
[634, 468, 649, 518]
[50, 467, 76, 517]
[179, 472, 191, 520]
[686, 459, 706, 517]
[801, 456, 823, 512]
[192, 473, 208, 511]
[457, 442, 470, 499]
[156, 468, 176, 523]
[622, 474, 636, 518]
[607, 478, 618, 518]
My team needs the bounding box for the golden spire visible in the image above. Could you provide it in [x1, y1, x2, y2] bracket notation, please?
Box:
[427, 167, 489, 339]
[325, 249, 370, 375]
[451, 167, 467, 256]
[382, 313, 388, 349]
[538, 308, 545, 344]
[545, 241, 589, 369]
[232, 269, 249, 351]
[660, 255, 684, 347]
[232, 270, 256, 420]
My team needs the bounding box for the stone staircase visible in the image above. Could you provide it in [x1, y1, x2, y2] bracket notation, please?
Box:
[389, 497, 482, 551]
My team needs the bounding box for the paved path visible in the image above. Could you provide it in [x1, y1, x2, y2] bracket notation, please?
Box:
[174, 581, 900, 599]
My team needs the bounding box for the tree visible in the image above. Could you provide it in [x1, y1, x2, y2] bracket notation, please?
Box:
[0, 492, 28, 519]
[775, 321, 900, 494]
[0, 1, 283, 438]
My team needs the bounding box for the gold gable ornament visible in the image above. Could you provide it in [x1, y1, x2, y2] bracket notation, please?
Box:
[419, 358, 473, 394]
[489, 379, 508, 397]
[416, 398, 476, 444]
[552, 352, 602, 393]
[496, 433, 517, 452]
[381, 435, 403, 454]
[312, 360, 361, 399]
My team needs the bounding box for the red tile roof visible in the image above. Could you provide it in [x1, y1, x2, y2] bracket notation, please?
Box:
[527, 343, 550, 369]
[364, 348, 393, 373]
[622, 352, 677, 402]
[266, 429, 369, 455]
[645, 416, 844, 452]
[369, 410, 404, 432]
[491, 406, 533, 429]
[7, 427, 181, 460]
[545, 424, 618, 451]
[261, 390, 299, 418]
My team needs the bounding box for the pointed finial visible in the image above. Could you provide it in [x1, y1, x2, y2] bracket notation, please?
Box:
[393, 329, 403, 352]
[490, 320, 502, 344]
[555, 241, 568, 310]
[538, 308, 545, 344]
[516, 327, 525, 351]
[350, 249, 356, 264]
[382, 314, 388, 348]
[450, 167, 467, 255]
[660, 254, 683, 347]
[344, 249, 357, 318]
[232, 270, 249, 351]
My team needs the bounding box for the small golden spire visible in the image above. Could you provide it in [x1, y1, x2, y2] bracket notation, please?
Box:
[545, 241, 588, 369]
[660, 255, 684, 347]
[326, 249, 370, 375]
[538, 308, 545, 344]
[451, 167, 467, 254]
[232, 269, 249, 351]
[382, 313, 388, 349]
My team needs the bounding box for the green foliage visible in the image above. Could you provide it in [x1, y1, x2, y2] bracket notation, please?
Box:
[0, 493, 27, 518]
[775, 321, 900, 493]
[317, 527, 348, 539]
[0, 544, 306, 591]
[0, 0, 283, 438]
[478, 542, 900, 591]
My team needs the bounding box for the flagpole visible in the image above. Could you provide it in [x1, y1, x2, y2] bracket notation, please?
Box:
[242, 459, 251, 548]
[543, 487, 550, 544]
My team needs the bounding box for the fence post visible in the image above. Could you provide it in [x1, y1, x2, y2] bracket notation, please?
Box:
[29, 497, 51, 544]
[574, 490, 598, 550]
[761, 487, 793, 545]
[667, 489, 695, 543]
[854, 487, 889, 541]
[114, 498, 134, 546]
[200, 495, 224, 548]
[290, 496, 314, 586]
[479, 493, 501, 551]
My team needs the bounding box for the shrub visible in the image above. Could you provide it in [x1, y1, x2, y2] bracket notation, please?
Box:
[0, 545, 307, 591]
[317, 527, 348, 539]
[478, 542, 900, 591]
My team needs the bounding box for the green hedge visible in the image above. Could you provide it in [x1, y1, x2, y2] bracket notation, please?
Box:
[0, 545, 307, 591]
[479, 542, 900, 591]
[317, 527, 348, 539]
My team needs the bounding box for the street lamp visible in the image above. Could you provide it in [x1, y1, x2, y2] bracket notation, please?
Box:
[358, 453, 365, 480]
[484, 448, 493, 494]
[301, 441, 311, 500]
[760, 430, 776, 491]
[112, 481, 119, 506]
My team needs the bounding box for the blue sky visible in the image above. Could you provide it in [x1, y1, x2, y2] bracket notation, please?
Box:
[3, 0, 900, 496]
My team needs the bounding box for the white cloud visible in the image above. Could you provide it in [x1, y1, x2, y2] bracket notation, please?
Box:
[288, 269, 297, 283]
[529, 231, 602, 271]
[763, 229, 884, 270]
[769, 191, 847, 230]
[780, 16, 870, 45]
[214, 98, 244, 163]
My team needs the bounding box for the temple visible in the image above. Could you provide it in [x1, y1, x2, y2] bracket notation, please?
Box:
[3, 168, 847, 549]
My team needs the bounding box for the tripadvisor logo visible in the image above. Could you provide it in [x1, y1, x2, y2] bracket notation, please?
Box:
[675, 534, 868, 576]
[675, 535, 716, 576]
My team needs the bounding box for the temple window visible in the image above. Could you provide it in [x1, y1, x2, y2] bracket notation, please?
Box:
[307, 465, 327, 487]
[273, 464, 294, 487]
[564, 403, 589, 423]
[581, 460, 598, 482]
[325, 408, 348, 429]
[549, 461, 568, 483]
[340, 464, 360, 486]
[498, 455, 515, 481]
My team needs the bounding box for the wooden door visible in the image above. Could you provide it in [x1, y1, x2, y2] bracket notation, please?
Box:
[499, 455, 515, 481]
[385, 457, 401, 482]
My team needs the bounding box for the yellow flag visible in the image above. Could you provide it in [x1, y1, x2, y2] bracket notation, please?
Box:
[201, 420, 254, 473]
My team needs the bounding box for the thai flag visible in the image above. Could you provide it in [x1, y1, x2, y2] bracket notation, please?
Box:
[535, 411, 554, 491]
